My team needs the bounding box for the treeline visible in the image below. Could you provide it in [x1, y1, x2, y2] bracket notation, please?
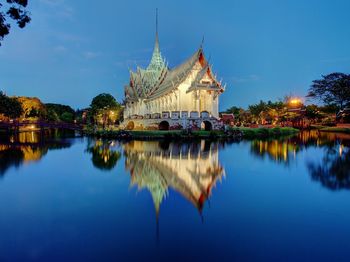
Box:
[223, 99, 341, 125]
[0, 91, 123, 125]
[0, 91, 76, 123]
[223, 72, 350, 125]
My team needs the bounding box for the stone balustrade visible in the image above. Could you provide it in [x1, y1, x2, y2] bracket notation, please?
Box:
[126, 111, 213, 120]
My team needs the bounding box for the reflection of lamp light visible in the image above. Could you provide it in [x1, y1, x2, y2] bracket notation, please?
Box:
[339, 144, 343, 157]
[30, 125, 36, 129]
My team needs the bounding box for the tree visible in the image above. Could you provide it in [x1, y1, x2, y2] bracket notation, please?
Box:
[90, 93, 121, 127]
[45, 103, 75, 122]
[60, 112, 74, 123]
[319, 103, 339, 114]
[16, 96, 46, 119]
[224, 106, 241, 116]
[248, 100, 267, 119]
[0, 0, 31, 45]
[0, 91, 22, 119]
[307, 73, 350, 110]
[90, 93, 119, 113]
[305, 104, 321, 122]
[46, 108, 59, 122]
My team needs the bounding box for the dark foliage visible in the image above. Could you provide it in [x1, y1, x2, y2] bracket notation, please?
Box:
[307, 73, 350, 109]
[0, 91, 23, 118]
[0, 0, 30, 45]
[45, 103, 75, 123]
[90, 93, 120, 114]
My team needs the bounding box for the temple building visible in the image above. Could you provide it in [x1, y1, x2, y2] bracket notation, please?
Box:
[122, 15, 226, 130]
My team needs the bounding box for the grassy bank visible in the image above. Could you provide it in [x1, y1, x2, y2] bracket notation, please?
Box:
[230, 127, 299, 139]
[318, 127, 350, 133]
[309, 125, 350, 133]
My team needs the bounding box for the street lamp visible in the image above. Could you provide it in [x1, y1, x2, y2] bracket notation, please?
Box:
[287, 97, 305, 128]
[289, 97, 302, 106]
[288, 97, 303, 106]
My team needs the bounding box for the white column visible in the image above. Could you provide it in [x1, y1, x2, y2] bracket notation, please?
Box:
[197, 91, 201, 113]
[177, 90, 180, 111]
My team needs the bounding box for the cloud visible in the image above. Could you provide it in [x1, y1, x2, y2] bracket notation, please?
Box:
[114, 59, 151, 70]
[116, 48, 152, 58]
[39, 0, 63, 6]
[230, 74, 260, 83]
[38, 0, 74, 19]
[83, 51, 102, 59]
[53, 45, 67, 52]
[57, 6, 74, 19]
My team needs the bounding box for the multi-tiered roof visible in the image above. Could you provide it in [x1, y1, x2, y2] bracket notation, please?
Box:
[124, 16, 224, 102]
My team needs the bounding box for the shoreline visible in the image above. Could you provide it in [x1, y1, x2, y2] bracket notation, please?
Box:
[310, 125, 350, 134]
[4, 125, 350, 140]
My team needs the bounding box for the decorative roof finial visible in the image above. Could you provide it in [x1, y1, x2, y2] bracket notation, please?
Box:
[147, 8, 166, 72]
[200, 35, 205, 48]
[155, 8, 159, 49]
[156, 8, 158, 35]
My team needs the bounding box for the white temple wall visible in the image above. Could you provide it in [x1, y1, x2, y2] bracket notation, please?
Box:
[124, 61, 222, 121]
[212, 95, 218, 118]
[177, 66, 201, 112]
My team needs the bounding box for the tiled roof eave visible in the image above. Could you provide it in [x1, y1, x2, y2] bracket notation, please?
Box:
[186, 85, 223, 93]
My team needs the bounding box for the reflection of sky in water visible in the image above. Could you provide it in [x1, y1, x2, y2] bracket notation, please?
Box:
[0, 132, 350, 261]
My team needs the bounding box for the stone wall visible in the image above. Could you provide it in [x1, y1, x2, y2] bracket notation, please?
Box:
[121, 113, 223, 131]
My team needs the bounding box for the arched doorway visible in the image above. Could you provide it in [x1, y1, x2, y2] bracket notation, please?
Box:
[201, 121, 212, 131]
[126, 121, 135, 130]
[159, 121, 170, 130]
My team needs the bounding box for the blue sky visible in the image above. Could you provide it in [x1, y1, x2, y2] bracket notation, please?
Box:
[0, 0, 349, 110]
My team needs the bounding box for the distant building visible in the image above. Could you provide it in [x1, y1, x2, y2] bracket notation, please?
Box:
[221, 113, 235, 125]
[337, 108, 350, 123]
[122, 14, 226, 130]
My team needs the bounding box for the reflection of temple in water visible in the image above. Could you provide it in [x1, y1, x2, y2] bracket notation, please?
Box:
[123, 140, 224, 215]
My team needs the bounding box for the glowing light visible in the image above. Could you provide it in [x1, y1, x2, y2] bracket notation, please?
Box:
[339, 144, 343, 157]
[289, 97, 302, 105]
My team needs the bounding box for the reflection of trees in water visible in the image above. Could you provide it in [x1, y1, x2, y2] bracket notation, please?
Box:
[0, 131, 73, 176]
[0, 147, 24, 175]
[86, 139, 121, 170]
[250, 139, 299, 164]
[250, 130, 350, 164]
[123, 140, 225, 215]
[307, 144, 350, 190]
[250, 130, 350, 190]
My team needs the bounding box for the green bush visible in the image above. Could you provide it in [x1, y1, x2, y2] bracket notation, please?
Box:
[60, 112, 74, 123]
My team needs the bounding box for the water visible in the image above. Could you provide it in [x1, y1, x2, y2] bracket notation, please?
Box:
[0, 131, 349, 261]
